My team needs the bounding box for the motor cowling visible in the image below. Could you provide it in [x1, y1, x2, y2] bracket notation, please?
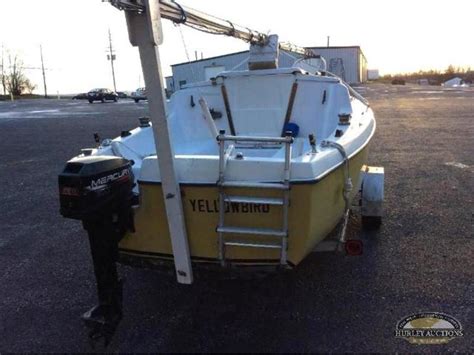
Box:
[59, 155, 134, 220]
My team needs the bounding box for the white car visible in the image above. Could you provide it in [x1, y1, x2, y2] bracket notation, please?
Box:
[131, 87, 147, 103]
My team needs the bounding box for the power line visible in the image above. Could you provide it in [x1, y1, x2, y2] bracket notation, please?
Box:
[5, 66, 49, 70]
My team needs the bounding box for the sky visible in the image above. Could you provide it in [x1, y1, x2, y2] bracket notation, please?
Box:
[0, 0, 473, 95]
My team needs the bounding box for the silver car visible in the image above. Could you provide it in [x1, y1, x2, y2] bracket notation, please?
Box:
[131, 87, 147, 103]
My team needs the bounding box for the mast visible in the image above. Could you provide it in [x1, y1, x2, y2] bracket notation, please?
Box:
[114, 0, 193, 284]
[108, 0, 315, 57]
[106, 0, 323, 285]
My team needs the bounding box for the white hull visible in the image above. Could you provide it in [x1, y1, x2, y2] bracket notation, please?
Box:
[89, 68, 375, 189]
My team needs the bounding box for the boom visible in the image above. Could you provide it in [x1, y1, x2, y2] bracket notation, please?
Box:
[108, 0, 315, 57]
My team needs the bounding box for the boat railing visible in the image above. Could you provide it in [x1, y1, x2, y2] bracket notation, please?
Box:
[325, 71, 370, 107]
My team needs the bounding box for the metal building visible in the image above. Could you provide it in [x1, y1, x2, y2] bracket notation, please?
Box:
[307, 46, 368, 84]
[170, 50, 301, 92]
[169, 46, 367, 93]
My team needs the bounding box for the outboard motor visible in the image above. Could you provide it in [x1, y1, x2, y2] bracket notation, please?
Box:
[58, 155, 135, 345]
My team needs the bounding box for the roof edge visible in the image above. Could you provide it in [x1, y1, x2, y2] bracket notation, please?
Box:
[171, 46, 367, 68]
[308, 46, 367, 63]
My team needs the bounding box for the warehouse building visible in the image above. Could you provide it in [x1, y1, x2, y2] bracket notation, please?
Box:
[307, 46, 368, 84]
[170, 50, 302, 91]
[168, 46, 368, 94]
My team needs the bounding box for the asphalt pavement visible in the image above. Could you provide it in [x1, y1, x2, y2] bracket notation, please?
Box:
[0, 86, 472, 352]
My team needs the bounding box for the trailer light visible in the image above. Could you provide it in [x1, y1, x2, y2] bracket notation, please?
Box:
[345, 239, 363, 256]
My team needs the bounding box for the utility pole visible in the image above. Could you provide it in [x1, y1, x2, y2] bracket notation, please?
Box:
[327, 36, 330, 47]
[40, 45, 48, 98]
[107, 29, 117, 92]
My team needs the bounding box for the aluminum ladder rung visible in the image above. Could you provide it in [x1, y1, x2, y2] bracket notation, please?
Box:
[217, 226, 287, 237]
[220, 181, 289, 190]
[224, 195, 284, 206]
[224, 240, 282, 249]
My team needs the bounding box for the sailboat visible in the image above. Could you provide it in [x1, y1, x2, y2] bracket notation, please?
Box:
[58, 0, 384, 343]
[94, 62, 376, 265]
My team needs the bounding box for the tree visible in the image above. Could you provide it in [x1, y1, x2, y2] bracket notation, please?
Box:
[445, 65, 456, 75]
[5, 54, 36, 96]
[1, 44, 6, 95]
[24, 78, 37, 94]
[0, 73, 5, 95]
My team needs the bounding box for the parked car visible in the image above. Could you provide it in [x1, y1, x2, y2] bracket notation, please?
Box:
[72, 93, 88, 100]
[116, 91, 128, 99]
[131, 87, 147, 103]
[87, 88, 118, 103]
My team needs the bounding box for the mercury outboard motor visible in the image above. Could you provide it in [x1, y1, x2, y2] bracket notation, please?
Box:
[59, 155, 135, 345]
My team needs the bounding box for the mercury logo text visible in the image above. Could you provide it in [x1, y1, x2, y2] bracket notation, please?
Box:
[89, 169, 130, 190]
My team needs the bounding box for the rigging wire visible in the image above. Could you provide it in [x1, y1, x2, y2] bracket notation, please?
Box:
[177, 24, 191, 62]
[176, 24, 204, 93]
[108, 0, 312, 56]
[230, 56, 250, 71]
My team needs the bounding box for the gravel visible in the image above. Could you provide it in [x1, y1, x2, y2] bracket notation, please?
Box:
[0, 86, 472, 352]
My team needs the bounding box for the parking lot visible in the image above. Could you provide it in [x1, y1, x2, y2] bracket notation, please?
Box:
[0, 85, 473, 352]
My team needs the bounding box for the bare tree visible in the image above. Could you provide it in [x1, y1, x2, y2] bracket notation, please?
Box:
[5, 54, 35, 96]
[0, 73, 5, 96]
[1, 44, 6, 95]
[445, 65, 456, 75]
[24, 78, 37, 94]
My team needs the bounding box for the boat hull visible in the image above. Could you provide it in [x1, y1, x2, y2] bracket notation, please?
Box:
[118, 144, 369, 267]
